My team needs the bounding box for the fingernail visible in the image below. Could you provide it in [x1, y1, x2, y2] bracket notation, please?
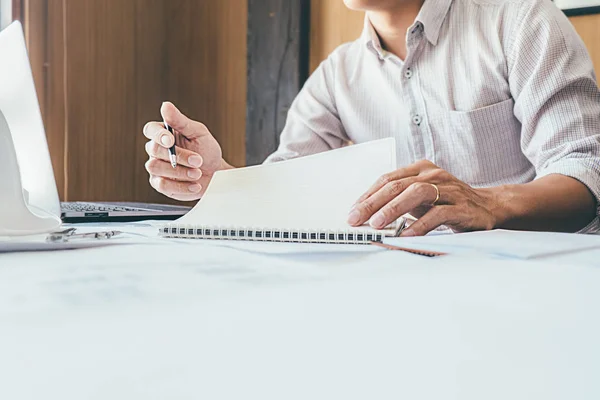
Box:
[187, 169, 202, 180]
[189, 155, 203, 168]
[188, 184, 202, 193]
[401, 228, 416, 237]
[161, 135, 171, 147]
[347, 210, 361, 225]
[370, 213, 386, 229]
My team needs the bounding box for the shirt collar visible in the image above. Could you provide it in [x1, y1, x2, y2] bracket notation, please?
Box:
[416, 0, 453, 46]
[362, 15, 386, 59]
[362, 0, 453, 56]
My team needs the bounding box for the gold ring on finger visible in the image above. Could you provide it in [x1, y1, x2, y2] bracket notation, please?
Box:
[430, 183, 440, 206]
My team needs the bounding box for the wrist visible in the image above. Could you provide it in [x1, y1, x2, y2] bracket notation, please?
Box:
[482, 185, 521, 229]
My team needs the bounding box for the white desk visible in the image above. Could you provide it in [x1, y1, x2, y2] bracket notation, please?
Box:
[1, 226, 599, 400]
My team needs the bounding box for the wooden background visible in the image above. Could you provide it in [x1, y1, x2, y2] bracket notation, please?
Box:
[309, 0, 363, 73]
[17, 0, 600, 203]
[570, 13, 600, 76]
[23, 0, 247, 203]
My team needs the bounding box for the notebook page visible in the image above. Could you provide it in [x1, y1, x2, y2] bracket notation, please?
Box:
[174, 138, 397, 233]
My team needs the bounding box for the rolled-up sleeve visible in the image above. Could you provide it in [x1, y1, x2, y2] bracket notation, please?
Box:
[508, 0, 600, 233]
[264, 47, 350, 163]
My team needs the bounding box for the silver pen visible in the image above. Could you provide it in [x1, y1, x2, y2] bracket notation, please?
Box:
[164, 122, 177, 168]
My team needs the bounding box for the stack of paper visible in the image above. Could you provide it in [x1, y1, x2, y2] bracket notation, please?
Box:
[385, 230, 600, 260]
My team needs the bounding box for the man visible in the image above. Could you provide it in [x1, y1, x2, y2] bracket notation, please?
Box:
[143, 0, 600, 236]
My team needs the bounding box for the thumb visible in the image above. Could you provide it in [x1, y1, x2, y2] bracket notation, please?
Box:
[160, 102, 210, 140]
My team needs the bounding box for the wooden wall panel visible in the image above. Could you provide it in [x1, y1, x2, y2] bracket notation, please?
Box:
[64, 0, 247, 202]
[20, 0, 66, 199]
[570, 14, 600, 85]
[24, 0, 247, 202]
[309, 0, 363, 73]
[44, 0, 66, 200]
[132, 0, 169, 203]
[64, 0, 137, 201]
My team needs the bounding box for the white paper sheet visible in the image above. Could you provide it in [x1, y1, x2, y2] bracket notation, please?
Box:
[385, 229, 600, 260]
[0, 223, 168, 253]
[173, 138, 397, 234]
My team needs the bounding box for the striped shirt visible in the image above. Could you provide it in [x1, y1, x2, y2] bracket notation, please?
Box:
[265, 0, 600, 233]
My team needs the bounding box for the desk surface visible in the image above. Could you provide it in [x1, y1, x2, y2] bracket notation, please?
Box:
[1, 226, 599, 400]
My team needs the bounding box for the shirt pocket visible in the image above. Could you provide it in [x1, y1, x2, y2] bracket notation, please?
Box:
[431, 98, 526, 187]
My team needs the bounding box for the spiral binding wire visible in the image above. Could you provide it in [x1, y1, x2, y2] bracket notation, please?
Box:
[159, 225, 384, 245]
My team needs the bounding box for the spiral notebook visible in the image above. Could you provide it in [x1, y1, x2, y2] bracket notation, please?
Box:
[160, 138, 405, 244]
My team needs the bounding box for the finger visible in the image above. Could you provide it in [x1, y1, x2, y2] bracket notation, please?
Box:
[348, 177, 420, 227]
[161, 102, 211, 140]
[368, 182, 441, 229]
[355, 164, 424, 205]
[154, 191, 200, 202]
[149, 175, 203, 199]
[410, 205, 433, 219]
[145, 141, 203, 168]
[401, 206, 454, 237]
[145, 158, 202, 182]
[143, 121, 174, 148]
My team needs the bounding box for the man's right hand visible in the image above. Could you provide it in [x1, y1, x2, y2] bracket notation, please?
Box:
[143, 102, 229, 201]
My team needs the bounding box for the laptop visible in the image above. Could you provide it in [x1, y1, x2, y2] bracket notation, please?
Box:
[60, 202, 190, 223]
[0, 21, 190, 225]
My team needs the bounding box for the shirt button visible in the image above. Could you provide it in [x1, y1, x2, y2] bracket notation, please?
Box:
[412, 115, 422, 126]
[405, 69, 413, 79]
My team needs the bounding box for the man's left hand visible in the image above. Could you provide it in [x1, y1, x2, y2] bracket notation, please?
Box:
[347, 160, 502, 236]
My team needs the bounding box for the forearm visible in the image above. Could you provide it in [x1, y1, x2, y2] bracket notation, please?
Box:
[487, 174, 597, 233]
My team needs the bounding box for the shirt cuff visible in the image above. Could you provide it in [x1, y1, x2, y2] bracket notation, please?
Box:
[536, 159, 600, 234]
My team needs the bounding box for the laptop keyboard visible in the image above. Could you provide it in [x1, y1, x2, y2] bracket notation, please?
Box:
[62, 202, 152, 213]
